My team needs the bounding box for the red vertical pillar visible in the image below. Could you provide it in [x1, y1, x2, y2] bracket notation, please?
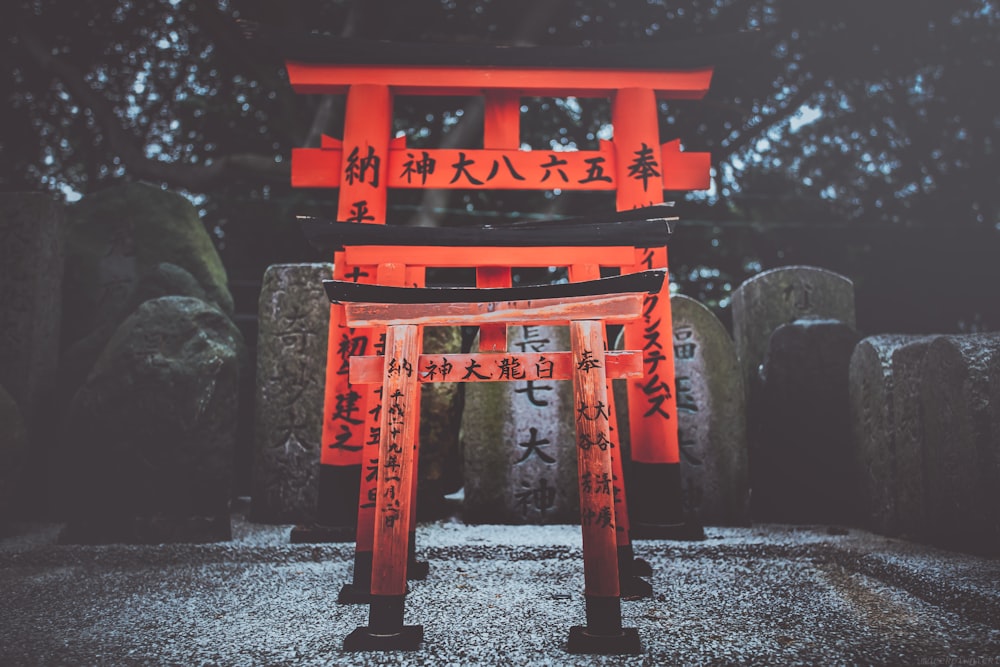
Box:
[339, 261, 405, 602]
[568, 264, 652, 596]
[567, 320, 641, 654]
[301, 84, 392, 543]
[476, 91, 520, 352]
[612, 88, 699, 539]
[344, 324, 424, 650]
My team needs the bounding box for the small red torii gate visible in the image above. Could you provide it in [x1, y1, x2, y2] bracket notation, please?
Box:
[280, 34, 723, 539]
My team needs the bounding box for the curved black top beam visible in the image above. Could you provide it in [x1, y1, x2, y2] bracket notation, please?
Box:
[260, 30, 760, 70]
[298, 206, 675, 252]
[323, 269, 665, 305]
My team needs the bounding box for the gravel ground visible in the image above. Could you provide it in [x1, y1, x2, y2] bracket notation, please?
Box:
[2, 512, 998, 666]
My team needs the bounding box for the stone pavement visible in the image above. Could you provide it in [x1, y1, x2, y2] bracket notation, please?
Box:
[2, 508, 998, 666]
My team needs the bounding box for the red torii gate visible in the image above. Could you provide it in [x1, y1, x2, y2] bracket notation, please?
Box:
[280, 35, 723, 540]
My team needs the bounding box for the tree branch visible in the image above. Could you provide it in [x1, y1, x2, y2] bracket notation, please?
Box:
[17, 23, 289, 192]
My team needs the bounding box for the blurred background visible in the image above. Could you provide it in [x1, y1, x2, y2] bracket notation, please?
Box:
[4, 0, 998, 334]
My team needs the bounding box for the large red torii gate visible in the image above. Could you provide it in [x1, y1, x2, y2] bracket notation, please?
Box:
[280, 34, 729, 540]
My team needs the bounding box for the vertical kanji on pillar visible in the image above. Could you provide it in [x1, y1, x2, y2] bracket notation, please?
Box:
[311, 84, 392, 540]
[568, 319, 640, 654]
[612, 87, 696, 538]
[568, 264, 652, 596]
[345, 323, 423, 650]
[572, 319, 620, 600]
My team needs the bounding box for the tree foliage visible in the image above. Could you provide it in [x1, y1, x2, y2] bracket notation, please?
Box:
[4, 0, 999, 330]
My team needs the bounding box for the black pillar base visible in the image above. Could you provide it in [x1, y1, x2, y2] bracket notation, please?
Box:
[339, 550, 371, 604]
[618, 543, 654, 576]
[407, 559, 430, 580]
[567, 595, 641, 654]
[345, 594, 423, 651]
[407, 530, 429, 580]
[632, 557, 653, 577]
[338, 582, 371, 605]
[343, 625, 423, 651]
[628, 462, 704, 541]
[567, 626, 641, 655]
[292, 464, 361, 543]
[339, 551, 410, 603]
[619, 575, 653, 599]
[339, 582, 409, 604]
[617, 545, 653, 598]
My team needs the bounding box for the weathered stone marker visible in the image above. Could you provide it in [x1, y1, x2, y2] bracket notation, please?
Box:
[61, 183, 234, 385]
[462, 325, 579, 523]
[919, 334, 1000, 555]
[670, 295, 749, 526]
[732, 266, 858, 524]
[253, 265, 463, 529]
[731, 266, 856, 392]
[62, 296, 242, 543]
[752, 318, 861, 523]
[849, 335, 935, 538]
[252, 263, 332, 523]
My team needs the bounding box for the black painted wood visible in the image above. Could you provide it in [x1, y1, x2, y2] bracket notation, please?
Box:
[262, 31, 760, 71]
[323, 270, 665, 304]
[298, 214, 673, 252]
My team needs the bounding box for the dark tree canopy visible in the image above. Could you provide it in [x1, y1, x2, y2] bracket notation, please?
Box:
[4, 0, 999, 331]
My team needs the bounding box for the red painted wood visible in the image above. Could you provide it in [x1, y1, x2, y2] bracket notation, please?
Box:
[344, 293, 644, 328]
[474, 91, 521, 352]
[354, 264, 407, 553]
[613, 88, 680, 466]
[286, 61, 714, 98]
[294, 64, 707, 540]
[391, 146, 617, 190]
[349, 350, 642, 384]
[370, 324, 420, 595]
[293, 142, 710, 191]
[291, 146, 341, 188]
[476, 266, 512, 353]
[484, 91, 521, 150]
[320, 83, 392, 470]
[320, 256, 374, 468]
[571, 319, 621, 598]
[661, 139, 711, 190]
[344, 245, 636, 268]
[569, 264, 632, 541]
[336, 84, 391, 224]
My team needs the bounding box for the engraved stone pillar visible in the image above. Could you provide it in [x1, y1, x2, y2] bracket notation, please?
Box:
[462, 325, 579, 523]
[849, 335, 935, 538]
[920, 334, 1000, 554]
[62, 296, 241, 543]
[252, 263, 332, 523]
[670, 295, 749, 526]
[731, 266, 856, 392]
